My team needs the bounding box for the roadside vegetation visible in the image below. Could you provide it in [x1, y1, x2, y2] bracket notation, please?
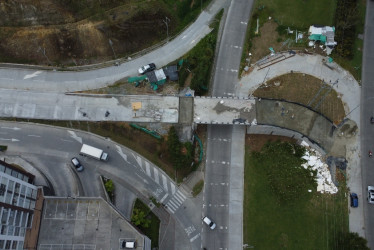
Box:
[241, 0, 365, 81]
[192, 180, 204, 197]
[0, 0, 212, 66]
[253, 73, 346, 124]
[178, 9, 224, 95]
[244, 135, 350, 249]
[131, 199, 160, 249]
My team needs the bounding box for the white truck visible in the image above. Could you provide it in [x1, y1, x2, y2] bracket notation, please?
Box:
[79, 144, 108, 161]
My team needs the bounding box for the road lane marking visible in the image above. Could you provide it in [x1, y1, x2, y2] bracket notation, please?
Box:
[27, 135, 41, 137]
[160, 193, 168, 203]
[170, 182, 176, 195]
[23, 71, 42, 79]
[60, 139, 73, 142]
[145, 161, 151, 176]
[153, 167, 159, 184]
[67, 130, 82, 144]
[162, 175, 168, 192]
[0, 138, 19, 142]
[190, 233, 200, 242]
[116, 145, 128, 162]
[1, 126, 21, 131]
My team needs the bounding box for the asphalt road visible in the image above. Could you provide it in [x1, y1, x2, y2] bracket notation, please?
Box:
[202, 0, 253, 249]
[361, 0, 374, 248]
[0, 121, 204, 249]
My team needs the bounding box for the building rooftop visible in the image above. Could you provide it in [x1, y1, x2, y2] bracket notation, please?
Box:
[37, 197, 149, 250]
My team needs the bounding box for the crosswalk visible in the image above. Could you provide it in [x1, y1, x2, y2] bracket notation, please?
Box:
[116, 147, 187, 214]
[165, 190, 186, 214]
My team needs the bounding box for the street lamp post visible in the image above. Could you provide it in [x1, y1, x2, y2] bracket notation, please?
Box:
[163, 17, 170, 41]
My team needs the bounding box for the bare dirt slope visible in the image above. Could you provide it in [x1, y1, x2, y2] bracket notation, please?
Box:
[0, 0, 175, 65]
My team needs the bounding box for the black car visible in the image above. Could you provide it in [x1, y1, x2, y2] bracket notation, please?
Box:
[371, 117, 374, 124]
[138, 63, 156, 74]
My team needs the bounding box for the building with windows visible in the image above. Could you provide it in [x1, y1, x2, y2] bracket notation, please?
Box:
[0, 159, 40, 249]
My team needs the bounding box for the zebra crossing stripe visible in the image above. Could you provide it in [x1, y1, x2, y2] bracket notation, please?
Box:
[173, 193, 184, 204]
[169, 199, 179, 208]
[176, 190, 186, 199]
[153, 168, 159, 184]
[166, 206, 175, 214]
[162, 175, 168, 192]
[170, 182, 176, 195]
[168, 200, 178, 210]
[160, 193, 168, 203]
[145, 161, 151, 176]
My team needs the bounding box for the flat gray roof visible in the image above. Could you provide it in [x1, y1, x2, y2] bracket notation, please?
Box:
[38, 197, 147, 250]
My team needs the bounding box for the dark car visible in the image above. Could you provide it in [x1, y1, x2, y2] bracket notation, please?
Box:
[371, 117, 374, 124]
[233, 118, 247, 124]
[138, 63, 156, 74]
[71, 157, 84, 172]
[350, 193, 358, 207]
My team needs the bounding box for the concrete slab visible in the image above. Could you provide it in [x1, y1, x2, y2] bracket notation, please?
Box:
[194, 97, 255, 124]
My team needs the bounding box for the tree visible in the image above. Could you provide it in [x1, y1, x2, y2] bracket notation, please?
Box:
[334, 232, 369, 250]
[131, 208, 151, 228]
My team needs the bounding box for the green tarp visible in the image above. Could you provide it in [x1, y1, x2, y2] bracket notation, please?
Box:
[128, 75, 147, 83]
[308, 34, 327, 44]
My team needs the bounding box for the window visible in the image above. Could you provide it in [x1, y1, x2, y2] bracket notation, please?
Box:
[1, 208, 8, 224]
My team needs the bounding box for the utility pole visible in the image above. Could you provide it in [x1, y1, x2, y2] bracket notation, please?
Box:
[108, 39, 116, 59]
[163, 17, 170, 41]
[37, 46, 52, 65]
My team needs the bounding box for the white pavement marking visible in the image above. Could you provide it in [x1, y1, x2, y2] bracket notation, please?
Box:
[168, 199, 179, 208]
[67, 130, 82, 144]
[162, 175, 168, 192]
[1, 126, 21, 131]
[115, 145, 128, 162]
[53, 106, 60, 119]
[160, 193, 168, 203]
[23, 71, 42, 80]
[166, 206, 175, 214]
[27, 135, 41, 137]
[170, 182, 176, 195]
[230, 69, 238, 72]
[153, 167, 159, 184]
[145, 161, 151, 176]
[0, 138, 19, 142]
[190, 233, 200, 242]
[240, 21, 247, 25]
[60, 139, 73, 142]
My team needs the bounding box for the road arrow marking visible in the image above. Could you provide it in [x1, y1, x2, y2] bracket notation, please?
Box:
[1, 127, 21, 131]
[0, 138, 19, 142]
[67, 130, 82, 144]
[23, 71, 42, 80]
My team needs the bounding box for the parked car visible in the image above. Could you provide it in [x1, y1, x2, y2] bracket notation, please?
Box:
[203, 216, 216, 230]
[350, 193, 358, 207]
[371, 116, 374, 124]
[71, 157, 84, 172]
[368, 186, 374, 204]
[138, 63, 156, 74]
[122, 240, 137, 249]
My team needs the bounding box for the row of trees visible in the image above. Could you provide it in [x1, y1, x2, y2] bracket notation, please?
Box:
[334, 0, 359, 59]
[167, 126, 194, 170]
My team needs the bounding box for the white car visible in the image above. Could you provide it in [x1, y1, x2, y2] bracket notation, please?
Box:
[122, 240, 137, 249]
[203, 216, 216, 230]
[138, 63, 156, 74]
[368, 186, 374, 204]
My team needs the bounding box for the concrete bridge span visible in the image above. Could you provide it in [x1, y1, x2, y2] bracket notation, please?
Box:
[0, 90, 356, 154]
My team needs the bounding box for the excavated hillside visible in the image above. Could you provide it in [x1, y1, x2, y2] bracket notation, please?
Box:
[0, 0, 176, 65]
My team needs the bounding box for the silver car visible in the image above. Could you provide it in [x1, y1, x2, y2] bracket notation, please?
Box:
[71, 157, 84, 172]
[368, 186, 374, 204]
[203, 216, 216, 230]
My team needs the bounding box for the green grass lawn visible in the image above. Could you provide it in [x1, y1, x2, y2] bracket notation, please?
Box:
[133, 199, 160, 249]
[254, 0, 336, 28]
[244, 140, 349, 249]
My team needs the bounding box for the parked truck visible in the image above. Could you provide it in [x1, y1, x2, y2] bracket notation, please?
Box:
[79, 144, 108, 161]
